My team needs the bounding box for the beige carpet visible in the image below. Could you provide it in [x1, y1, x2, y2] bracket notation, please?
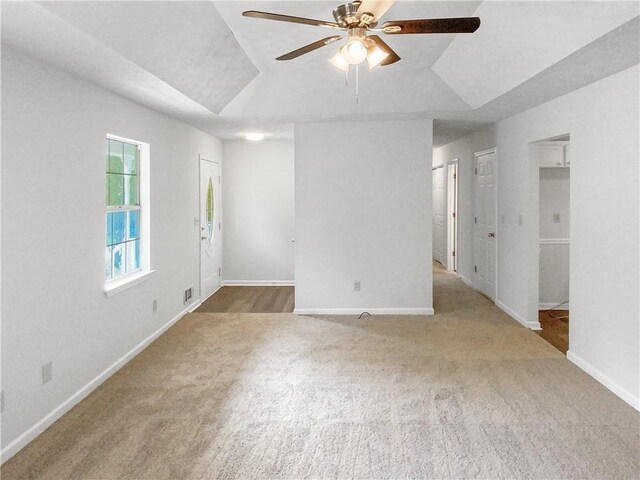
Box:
[3, 268, 639, 479]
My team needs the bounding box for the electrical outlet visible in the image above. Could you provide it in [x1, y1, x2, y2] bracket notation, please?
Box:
[553, 213, 561, 223]
[1, 391, 4, 413]
[354, 281, 361, 292]
[152, 299, 158, 312]
[501, 214, 505, 224]
[42, 362, 53, 385]
[518, 214, 523, 226]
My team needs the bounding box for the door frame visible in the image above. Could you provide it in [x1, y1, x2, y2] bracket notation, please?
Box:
[446, 159, 459, 271]
[473, 147, 498, 301]
[199, 155, 222, 303]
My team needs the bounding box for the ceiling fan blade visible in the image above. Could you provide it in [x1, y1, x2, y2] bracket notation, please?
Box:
[368, 35, 401, 66]
[356, 0, 395, 24]
[276, 36, 343, 61]
[381, 17, 481, 34]
[243, 11, 342, 29]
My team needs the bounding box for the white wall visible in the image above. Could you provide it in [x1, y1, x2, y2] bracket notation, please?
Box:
[222, 140, 294, 284]
[1, 47, 222, 457]
[433, 65, 639, 409]
[539, 167, 570, 307]
[295, 119, 433, 314]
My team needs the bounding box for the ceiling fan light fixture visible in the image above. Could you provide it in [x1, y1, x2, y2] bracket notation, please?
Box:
[329, 51, 350, 72]
[366, 43, 389, 70]
[341, 38, 367, 65]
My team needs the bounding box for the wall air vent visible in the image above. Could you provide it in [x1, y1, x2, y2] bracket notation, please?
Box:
[184, 287, 193, 304]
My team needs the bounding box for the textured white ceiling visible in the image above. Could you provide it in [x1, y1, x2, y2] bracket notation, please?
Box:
[432, 1, 639, 109]
[2, 1, 638, 145]
[41, 1, 259, 115]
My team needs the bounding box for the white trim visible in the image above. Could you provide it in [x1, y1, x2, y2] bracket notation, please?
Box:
[222, 280, 295, 287]
[539, 238, 570, 245]
[0, 301, 199, 464]
[539, 302, 570, 310]
[496, 300, 542, 330]
[567, 350, 639, 411]
[200, 285, 221, 303]
[457, 274, 475, 289]
[104, 269, 156, 297]
[294, 308, 434, 315]
[474, 147, 497, 157]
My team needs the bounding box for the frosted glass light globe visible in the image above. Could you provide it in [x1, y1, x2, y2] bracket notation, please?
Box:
[341, 39, 367, 64]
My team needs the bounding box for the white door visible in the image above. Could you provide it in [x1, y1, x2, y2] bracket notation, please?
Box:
[447, 163, 458, 271]
[432, 166, 446, 265]
[200, 159, 221, 301]
[473, 150, 497, 300]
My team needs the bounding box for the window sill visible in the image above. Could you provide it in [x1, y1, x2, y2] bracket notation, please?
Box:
[104, 270, 156, 297]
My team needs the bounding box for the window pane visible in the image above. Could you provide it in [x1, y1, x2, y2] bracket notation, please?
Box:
[126, 240, 140, 272]
[112, 243, 125, 278]
[128, 210, 140, 240]
[112, 211, 126, 244]
[123, 143, 138, 175]
[108, 174, 124, 206]
[206, 177, 214, 243]
[105, 246, 113, 280]
[124, 174, 138, 205]
[106, 212, 113, 245]
[108, 139, 124, 173]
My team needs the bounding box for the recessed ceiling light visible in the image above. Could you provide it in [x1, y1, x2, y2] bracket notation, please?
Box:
[245, 132, 265, 141]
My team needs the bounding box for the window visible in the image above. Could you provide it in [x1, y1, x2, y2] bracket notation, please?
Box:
[105, 137, 141, 281]
[206, 177, 214, 244]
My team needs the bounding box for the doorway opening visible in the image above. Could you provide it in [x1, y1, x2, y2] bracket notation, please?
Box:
[532, 135, 570, 354]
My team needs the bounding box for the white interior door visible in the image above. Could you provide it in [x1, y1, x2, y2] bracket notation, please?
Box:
[432, 166, 446, 265]
[200, 158, 221, 301]
[473, 150, 497, 300]
[447, 163, 458, 271]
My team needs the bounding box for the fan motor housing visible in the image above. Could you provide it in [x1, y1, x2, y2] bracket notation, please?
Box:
[333, 2, 374, 28]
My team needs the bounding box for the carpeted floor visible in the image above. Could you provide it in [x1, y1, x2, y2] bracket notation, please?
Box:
[2, 268, 638, 479]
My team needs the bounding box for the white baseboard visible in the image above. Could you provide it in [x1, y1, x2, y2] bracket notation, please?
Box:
[496, 300, 541, 330]
[539, 302, 570, 310]
[567, 350, 639, 411]
[294, 307, 434, 315]
[200, 285, 221, 304]
[221, 280, 294, 287]
[457, 274, 475, 289]
[0, 301, 200, 464]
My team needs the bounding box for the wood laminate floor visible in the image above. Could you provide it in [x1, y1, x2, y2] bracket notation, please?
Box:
[536, 310, 569, 354]
[196, 286, 294, 313]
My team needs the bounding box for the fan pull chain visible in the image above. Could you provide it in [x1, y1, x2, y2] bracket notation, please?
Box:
[355, 65, 359, 104]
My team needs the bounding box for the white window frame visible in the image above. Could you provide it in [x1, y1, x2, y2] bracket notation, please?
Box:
[104, 134, 154, 296]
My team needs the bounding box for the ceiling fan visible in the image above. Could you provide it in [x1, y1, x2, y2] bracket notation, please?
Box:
[243, 1, 480, 71]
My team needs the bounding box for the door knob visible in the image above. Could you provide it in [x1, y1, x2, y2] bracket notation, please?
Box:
[201, 236, 208, 240]
[488, 232, 495, 238]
